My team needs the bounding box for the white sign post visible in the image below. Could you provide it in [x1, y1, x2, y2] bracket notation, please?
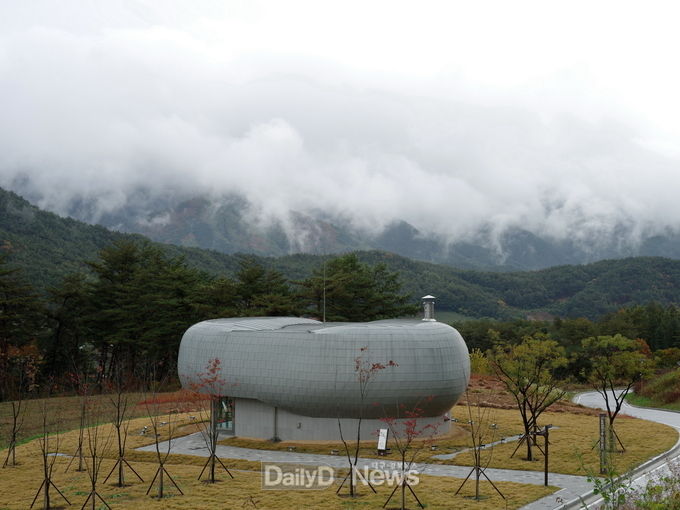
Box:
[377, 428, 389, 454]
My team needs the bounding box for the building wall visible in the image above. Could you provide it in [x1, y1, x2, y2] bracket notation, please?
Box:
[179, 317, 470, 420]
[232, 397, 451, 441]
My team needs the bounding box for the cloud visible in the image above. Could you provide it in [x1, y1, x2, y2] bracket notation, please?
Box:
[1, 1, 680, 250]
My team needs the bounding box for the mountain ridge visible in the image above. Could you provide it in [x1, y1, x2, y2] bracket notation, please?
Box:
[1, 186, 679, 320]
[100, 196, 680, 271]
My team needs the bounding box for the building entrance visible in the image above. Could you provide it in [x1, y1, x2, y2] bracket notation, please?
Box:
[216, 397, 234, 434]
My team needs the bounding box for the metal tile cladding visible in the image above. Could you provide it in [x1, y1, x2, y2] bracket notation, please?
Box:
[178, 317, 470, 419]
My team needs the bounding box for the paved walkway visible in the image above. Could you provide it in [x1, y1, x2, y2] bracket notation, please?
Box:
[136, 392, 680, 509]
[138, 429, 589, 509]
[570, 390, 680, 509]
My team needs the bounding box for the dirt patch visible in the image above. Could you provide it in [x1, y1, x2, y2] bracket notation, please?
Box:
[458, 374, 601, 416]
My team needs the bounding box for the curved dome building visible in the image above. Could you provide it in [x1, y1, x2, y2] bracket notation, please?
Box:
[178, 314, 470, 441]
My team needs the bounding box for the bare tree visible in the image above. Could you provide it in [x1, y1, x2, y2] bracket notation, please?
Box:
[2, 354, 38, 467]
[455, 389, 505, 502]
[3, 395, 25, 468]
[81, 397, 114, 510]
[30, 383, 71, 510]
[65, 370, 89, 473]
[143, 364, 183, 499]
[103, 364, 144, 487]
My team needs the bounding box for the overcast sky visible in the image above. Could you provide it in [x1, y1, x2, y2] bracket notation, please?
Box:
[1, 0, 680, 244]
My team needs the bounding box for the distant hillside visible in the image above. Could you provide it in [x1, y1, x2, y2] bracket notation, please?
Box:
[0, 187, 240, 289]
[265, 252, 680, 320]
[58, 189, 680, 271]
[2, 186, 680, 320]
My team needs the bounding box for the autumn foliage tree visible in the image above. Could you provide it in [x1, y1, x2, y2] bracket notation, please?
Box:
[187, 358, 234, 484]
[380, 398, 441, 510]
[336, 347, 396, 498]
[489, 334, 567, 461]
[580, 334, 653, 451]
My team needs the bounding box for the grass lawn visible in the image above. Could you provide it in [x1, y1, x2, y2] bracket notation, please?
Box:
[628, 369, 680, 411]
[626, 392, 680, 411]
[448, 407, 677, 476]
[0, 414, 556, 510]
[2, 386, 676, 509]
[0, 391, 187, 447]
[220, 405, 678, 477]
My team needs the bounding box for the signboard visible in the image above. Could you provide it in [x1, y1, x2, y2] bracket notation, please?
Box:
[377, 428, 389, 451]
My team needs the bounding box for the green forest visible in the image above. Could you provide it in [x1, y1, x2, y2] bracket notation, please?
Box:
[3, 186, 680, 321]
[3, 185, 680, 468]
[0, 243, 418, 393]
[3, 184, 680, 397]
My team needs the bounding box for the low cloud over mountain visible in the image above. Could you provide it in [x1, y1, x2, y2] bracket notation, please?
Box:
[2, 1, 680, 265]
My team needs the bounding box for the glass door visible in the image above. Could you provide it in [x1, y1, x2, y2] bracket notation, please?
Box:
[216, 397, 234, 434]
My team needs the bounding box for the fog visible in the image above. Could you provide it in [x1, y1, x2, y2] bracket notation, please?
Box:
[1, 1, 680, 248]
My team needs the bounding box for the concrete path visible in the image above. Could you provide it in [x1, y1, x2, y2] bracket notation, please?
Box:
[137, 429, 589, 509]
[136, 392, 680, 509]
[574, 390, 680, 429]
[569, 390, 680, 509]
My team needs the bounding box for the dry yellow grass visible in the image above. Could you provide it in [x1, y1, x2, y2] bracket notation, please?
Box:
[0, 414, 556, 510]
[220, 405, 678, 476]
[448, 407, 678, 476]
[2, 390, 674, 509]
[0, 391, 186, 447]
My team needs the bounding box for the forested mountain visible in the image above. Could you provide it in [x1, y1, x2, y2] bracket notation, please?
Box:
[16, 184, 680, 271]
[0, 187, 242, 289]
[2, 186, 680, 320]
[32, 186, 678, 271]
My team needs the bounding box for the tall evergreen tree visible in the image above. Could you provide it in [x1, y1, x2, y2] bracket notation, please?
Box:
[298, 253, 418, 321]
[235, 257, 300, 316]
[192, 277, 239, 319]
[0, 253, 44, 397]
[43, 273, 91, 378]
[86, 241, 143, 380]
[85, 241, 204, 380]
[130, 247, 203, 365]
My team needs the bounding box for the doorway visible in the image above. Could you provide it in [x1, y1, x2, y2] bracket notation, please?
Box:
[215, 397, 234, 435]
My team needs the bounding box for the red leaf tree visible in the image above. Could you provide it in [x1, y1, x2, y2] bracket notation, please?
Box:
[337, 347, 397, 498]
[186, 358, 234, 484]
[380, 397, 442, 510]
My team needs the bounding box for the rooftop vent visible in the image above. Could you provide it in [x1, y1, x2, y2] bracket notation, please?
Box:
[422, 295, 436, 321]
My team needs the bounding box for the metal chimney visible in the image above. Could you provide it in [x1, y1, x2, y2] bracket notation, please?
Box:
[422, 295, 436, 321]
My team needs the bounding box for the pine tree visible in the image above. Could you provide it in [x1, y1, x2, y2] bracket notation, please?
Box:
[235, 257, 300, 316]
[0, 253, 44, 398]
[298, 253, 418, 321]
[43, 273, 91, 378]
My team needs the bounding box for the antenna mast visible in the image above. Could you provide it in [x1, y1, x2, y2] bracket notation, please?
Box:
[322, 258, 326, 323]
